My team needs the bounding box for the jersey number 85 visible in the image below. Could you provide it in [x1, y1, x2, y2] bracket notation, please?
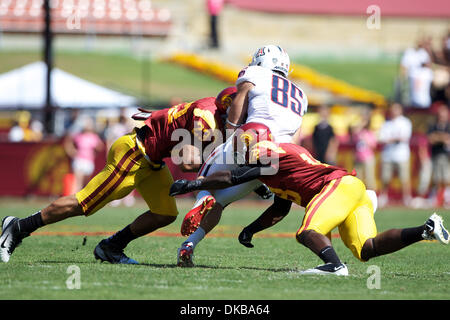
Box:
[271, 75, 305, 116]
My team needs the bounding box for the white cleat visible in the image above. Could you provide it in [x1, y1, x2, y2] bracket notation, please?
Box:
[423, 213, 449, 245]
[0, 216, 29, 263]
[300, 263, 349, 276]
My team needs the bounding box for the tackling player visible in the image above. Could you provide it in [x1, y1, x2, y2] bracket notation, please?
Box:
[170, 140, 449, 275]
[176, 45, 308, 266]
[0, 94, 229, 264]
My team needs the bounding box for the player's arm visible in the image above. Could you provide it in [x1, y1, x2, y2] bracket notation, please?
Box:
[169, 165, 263, 196]
[291, 126, 303, 146]
[238, 196, 292, 248]
[177, 144, 202, 172]
[225, 81, 253, 130]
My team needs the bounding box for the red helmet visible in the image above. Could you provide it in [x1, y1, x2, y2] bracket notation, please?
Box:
[215, 87, 237, 114]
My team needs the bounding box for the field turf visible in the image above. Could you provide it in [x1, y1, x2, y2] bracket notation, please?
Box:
[0, 198, 448, 300]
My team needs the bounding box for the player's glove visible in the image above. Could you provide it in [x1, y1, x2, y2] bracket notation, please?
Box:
[238, 228, 254, 248]
[169, 179, 202, 196]
[253, 184, 273, 200]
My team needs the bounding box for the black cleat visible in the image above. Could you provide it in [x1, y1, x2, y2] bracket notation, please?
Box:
[93, 239, 139, 264]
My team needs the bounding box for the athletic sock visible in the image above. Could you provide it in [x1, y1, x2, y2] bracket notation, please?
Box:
[107, 225, 138, 249]
[18, 211, 43, 234]
[318, 246, 341, 265]
[193, 191, 212, 208]
[183, 226, 206, 249]
[400, 225, 426, 246]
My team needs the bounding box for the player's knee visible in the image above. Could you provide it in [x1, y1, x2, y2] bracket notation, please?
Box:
[148, 211, 177, 226]
[360, 238, 376, 262]
[296, 229, 311, 245]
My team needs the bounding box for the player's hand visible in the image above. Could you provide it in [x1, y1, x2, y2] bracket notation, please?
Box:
[169, 179, 201, 196]
[254, 184, 273, 200]
[238, 228, 254, 248]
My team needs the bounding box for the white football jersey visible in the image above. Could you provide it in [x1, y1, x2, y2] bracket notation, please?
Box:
[236, 65, 308, 142]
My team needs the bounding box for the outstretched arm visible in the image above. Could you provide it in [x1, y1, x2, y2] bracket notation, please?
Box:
[169, 165, 263, 196]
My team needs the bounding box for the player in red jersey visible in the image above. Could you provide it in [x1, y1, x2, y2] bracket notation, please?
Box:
[170, 141, 449, 275]
[0, 92, 231, 264]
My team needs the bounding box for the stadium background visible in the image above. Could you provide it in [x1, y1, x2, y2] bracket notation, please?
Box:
[0, 0, 449, 201]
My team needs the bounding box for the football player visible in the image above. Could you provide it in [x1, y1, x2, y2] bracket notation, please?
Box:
[170, 139, 449, 275]
[175, 45, 309, 267]
[0, 93, 230, 264]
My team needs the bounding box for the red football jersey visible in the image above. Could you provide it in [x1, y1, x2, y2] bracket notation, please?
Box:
[250, 142, 354, 207]
[138, 97, 224, 162]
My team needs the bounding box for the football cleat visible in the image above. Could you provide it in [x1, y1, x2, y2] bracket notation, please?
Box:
[93, 239, 139, 264]
[422, 213, 449, 244]
[238, 228, 254, 248]
[180, 195, 216, 236]
[177, 242, 194, 267]
[300, 263, 349, 276]
[0, 216, 29, 263]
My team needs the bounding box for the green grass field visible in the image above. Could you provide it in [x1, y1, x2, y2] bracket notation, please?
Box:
[0, 198, 448, 300]
[295, 57, 399, 98]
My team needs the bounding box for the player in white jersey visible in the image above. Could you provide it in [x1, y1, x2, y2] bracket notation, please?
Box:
[176, 45, 308, 267]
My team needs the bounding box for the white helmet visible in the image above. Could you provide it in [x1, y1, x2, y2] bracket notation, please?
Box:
[249, 45, 290, 78]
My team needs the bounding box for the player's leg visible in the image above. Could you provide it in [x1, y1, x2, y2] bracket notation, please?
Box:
[398, 160, 412, 206]
[95, 164, 179, 264]
[238, 196, 293, 248]
[360, 212, 449, 261]
[0, 133, 142, 263]
[379, 161, 393, 207]
[296, 176, 367, 276]
[177, 179, 262, 267]
[178, 142, 228, 237]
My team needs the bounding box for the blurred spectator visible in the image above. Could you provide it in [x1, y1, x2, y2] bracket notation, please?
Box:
[378, 103, 412, 207]
[207, 0, 224, 49]
[350, 108, 377, 191]
[398, 37, 433, 107]
[64, 117, 104, 192]
[64, 109, 81, 133]
[427, 102, 450, 207]
[429, 32, 450, 103]
[28, 119, 44, 141]
[8, 117, 43, 142]
[429, 31, 450, 66]
[410, 124, 433, 209]
[104, 113, 134, 150]
[312, 105, 338, 165]
[8, 121, 24, 142]
[408, 62, 434, 108]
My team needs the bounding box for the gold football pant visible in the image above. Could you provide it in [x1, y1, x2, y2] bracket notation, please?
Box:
[75, 131, 178, 217]
[296, 175, 377, 261]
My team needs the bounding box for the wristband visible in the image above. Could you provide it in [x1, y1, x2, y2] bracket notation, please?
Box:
[226, 119, 241, 128]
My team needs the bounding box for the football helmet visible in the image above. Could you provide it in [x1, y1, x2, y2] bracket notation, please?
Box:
[215, 86, 237, 114]
[249, 45, 290, 78]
